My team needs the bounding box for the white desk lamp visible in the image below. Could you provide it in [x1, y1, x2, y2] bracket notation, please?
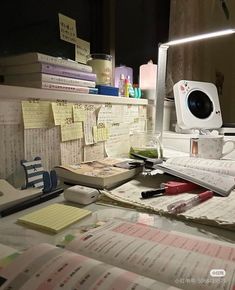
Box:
[155, 28, 235, 141]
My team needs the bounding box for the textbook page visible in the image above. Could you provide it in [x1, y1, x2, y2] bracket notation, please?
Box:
[165, 157, 235, 176]
[66, 220, 235, 290]
[101, 179, 235, 230]
[0, 243, 179, 290]
[157, 163, 235, 196]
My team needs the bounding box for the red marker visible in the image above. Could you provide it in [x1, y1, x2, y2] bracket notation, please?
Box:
[141, 181, 200, 199]
[167, 190, 214, 214]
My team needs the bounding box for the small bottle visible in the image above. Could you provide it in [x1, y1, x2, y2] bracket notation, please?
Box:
[124, 78, 130, 97]
[118, 74, 125, 96]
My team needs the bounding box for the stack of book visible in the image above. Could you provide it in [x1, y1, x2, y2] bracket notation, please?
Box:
[0, 52, 98, 94]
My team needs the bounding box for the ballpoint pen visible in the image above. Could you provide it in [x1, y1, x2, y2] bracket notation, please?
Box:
[167, 190, 213, 214]
[141, 181, 200, 199]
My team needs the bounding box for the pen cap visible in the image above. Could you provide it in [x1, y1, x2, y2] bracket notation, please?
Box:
[198, 190, 213, 201]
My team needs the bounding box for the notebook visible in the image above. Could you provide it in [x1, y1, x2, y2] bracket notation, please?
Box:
[17, 204, 92, 233]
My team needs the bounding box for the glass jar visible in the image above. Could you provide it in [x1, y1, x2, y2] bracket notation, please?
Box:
[87, 54, 112, 85]
[129, 131, 163, 158]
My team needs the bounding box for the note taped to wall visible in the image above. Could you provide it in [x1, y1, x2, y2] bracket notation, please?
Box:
[93, 124, 109, 142]
[75, 37, 90, 64]
[60, 139, 82, 165]
[97, 104, 124, 124]
[22, 101, 52, 129]
[0, 124, 24, 179]
[61, 122, 83, 142]
[105, 123, 130, 158]
[73, 104, 86, 122]
[123, 105, 139, 123]
[24, 127, 61, 172]
[58, 13, 77, 44]
[83, 108, 97, 145]
[0, 100, 22, 125]
[51, 102, 73, 125]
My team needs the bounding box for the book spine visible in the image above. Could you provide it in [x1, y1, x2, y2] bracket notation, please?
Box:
[38, 54, 92, 73]
[41, 64, 96, 82]
[0, 53, 93, 73]
[41, 82, 98, 94]
[41, 74, 96, 88]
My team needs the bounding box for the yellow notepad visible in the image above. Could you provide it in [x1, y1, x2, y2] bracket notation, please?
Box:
[17, 204, 91, 233]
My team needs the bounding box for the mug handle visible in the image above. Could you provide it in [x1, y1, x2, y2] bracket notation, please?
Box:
[221, 140, 235, 158]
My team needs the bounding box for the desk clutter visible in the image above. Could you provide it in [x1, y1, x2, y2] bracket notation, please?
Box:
[100, 174, 235, 231]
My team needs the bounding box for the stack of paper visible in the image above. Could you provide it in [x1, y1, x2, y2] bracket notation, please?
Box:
[17, 204, 91, 233]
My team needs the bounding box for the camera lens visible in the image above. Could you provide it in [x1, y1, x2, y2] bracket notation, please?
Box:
[187, 90, 213, 119]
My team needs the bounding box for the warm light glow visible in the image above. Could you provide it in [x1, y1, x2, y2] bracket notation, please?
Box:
[164, 29, 235, 46]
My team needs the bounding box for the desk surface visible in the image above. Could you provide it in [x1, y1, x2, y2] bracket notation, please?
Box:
[0, 192, 234, 252]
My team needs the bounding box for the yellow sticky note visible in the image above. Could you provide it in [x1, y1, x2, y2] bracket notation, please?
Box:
[58, 13, 77, 44]
[73, 104, 86, 122]
[51, 102, 73, 125]
[61, 122, 83, 142]
[75, 37, 90, 64]
[18, 204, 91, 233]
[93, 124, 109, 143]
[22, 101, 52, 129]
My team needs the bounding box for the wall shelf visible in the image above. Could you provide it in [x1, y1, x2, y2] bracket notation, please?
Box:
[0, 85, 148, 105]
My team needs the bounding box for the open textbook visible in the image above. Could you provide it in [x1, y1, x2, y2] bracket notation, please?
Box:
[0, 219, 234, 290]
[157, 156, 235, 196]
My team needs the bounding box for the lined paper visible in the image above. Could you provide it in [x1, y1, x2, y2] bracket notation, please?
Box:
[18, 204, 92, 233]
[93, 123, 109, 143]
[22, 101, 52, 129]
[60, 139, 82, 165]
[51, 102, 73, 125]
[61, 122, 83, 142]
[73, 104, 86, 122]
[0, 100, 22, 125]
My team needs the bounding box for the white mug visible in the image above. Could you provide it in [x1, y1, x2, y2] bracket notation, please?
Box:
[190, 135, 235, 159]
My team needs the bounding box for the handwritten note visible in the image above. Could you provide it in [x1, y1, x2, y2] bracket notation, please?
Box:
[60, 139, 82, 165]
[83, 143, 105, 162]
[0, 124, 24, 179]
[75, 37, 90, 64]
[83, 107, 97, 145]
[73, 104, 86, 122]
[105, 123, 130, 158]
[129, 118, 146, 133]
[58, 13, 77, 44]
[138, 105, 147, 118]
[0, 100, 21, 124]
[61, 122, 83, 142]
[93, 123, 109, 143]
[22, 101, 52, 129]
[97, 104, 124, 124]
[24, 127, 61, 171]
[51, 102, 73, 125]
[123, 105, 139, 123]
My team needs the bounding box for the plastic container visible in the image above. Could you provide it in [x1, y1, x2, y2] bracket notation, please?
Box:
[87, 54, 112, 85]
[114, 65, 133, 87]
[139, 60, 157, 90]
